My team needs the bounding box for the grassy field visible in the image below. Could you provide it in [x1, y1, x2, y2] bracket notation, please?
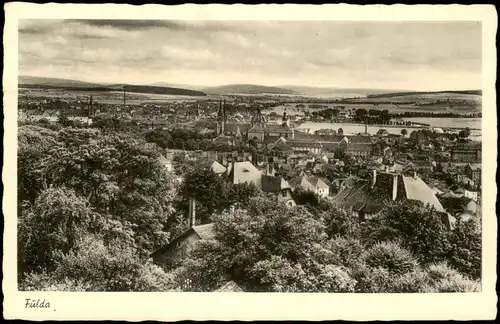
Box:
[18, 88, 216, 104]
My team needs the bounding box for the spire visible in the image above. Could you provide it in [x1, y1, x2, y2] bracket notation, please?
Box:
[217, 100, 225, 136]
[282, 108, 289, 127]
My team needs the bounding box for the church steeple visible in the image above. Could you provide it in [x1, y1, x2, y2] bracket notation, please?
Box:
[251, 108, 266, 128]
[217, 100, 226, 136]
[282, 108, 289, 127]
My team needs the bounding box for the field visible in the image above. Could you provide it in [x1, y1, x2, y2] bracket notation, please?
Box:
[18, 87, 218, 105]
[267, 102, 480, 115]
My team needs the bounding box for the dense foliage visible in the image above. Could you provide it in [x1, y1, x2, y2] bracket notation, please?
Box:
[18, 125, 179, 290]
[18, 122, 481, 292]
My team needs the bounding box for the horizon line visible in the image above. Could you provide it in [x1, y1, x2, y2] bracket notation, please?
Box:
[18, 74, 482, 93]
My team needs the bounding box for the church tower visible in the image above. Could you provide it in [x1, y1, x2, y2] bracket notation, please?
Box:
[216, 100, 226, 136]
[250, 108, 267, 129]
[282, 108, 289, 127]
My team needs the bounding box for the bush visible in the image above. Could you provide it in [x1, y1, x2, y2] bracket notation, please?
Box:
[425, 262, 481, 292]
[325, 237, 364, 268]
[361, 242, 419, 275]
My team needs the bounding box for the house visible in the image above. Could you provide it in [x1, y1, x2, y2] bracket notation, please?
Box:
[338, 136, 372, 158]
[226, 161, 263, 187]
[261, 175, 296, 207]
[451, 142, 481, 163]
[158, 154, 173, 172]
[215, 281, 244, 292]
[439, 195, 480, 217]
[284, 138, 323, 154]
[289, 174, 330, 197]
[224, 161, 296, 207]
[465, 164, 481, 182]
[334, 170, 449, 224]
[459, 196, 479, 215]
[150, 203, 215, 267]
[464, 189, 479, 202]
[409, 130, 429, 144]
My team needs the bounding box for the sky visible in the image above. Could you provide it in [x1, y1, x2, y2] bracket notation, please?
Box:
[18, 19, 482, 91]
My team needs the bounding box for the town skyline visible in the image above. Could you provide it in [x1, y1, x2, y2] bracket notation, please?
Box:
[19, 20, 482, 91]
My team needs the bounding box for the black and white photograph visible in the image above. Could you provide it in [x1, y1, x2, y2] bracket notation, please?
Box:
[3, 3, 497, 321]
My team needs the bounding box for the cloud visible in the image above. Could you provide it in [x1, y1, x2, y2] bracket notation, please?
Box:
[18, 20, 482, 90]
[66, 19, 186, 31]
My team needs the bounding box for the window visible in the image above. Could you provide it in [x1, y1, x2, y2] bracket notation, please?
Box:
[282, 191, 287, 197]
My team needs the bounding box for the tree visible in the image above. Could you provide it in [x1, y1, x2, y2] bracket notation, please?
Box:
[361, 200, 451, 265]
[18, 187, 98, 274]
[459, 127, 471, 138]
[175, 197, 358, 292]
[145, 129, 172, 149]
[178, 165, 229, 224]
[448, 218, 481, 280]
[19, 235, 180, 292]
[338, 128, 344, 135]
[58, 114, 74, 127]
[321, 202, 360, 239]
[18, 127, 177, 255]
[401, 129, 408, 137]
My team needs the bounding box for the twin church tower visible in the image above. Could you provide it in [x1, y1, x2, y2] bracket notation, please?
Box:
[216, 100, 290, 138]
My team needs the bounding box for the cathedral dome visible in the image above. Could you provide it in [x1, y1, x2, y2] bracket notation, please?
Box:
[251, 109, 267, 126]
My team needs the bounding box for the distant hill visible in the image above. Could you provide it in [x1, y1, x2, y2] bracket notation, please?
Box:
[19, 75, 102, 88]
[121, 85, 206, 97]
[203, 84, 298, 95]
[279, 85, 407, 96]
[366, 90, 481, 99]
[19, 76, 207, 97]
[152, 82, 206, 91]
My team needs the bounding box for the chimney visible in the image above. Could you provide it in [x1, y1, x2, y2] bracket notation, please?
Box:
[392, 175, 398, 201]
[371, 169, 377, 187]
[188, 197, 196, 228]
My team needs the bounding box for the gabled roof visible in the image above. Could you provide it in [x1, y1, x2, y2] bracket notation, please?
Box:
[266, 124, 292, 133]
[347, 135, 373, 144]
[215, 281, 244, 292]
[192, 223, 216, 240]
[318, 135, 345, 143]
[150, 223, 215, 257]
[308, 176, 329, 189]
[334, 172, 445, 214]
[287, 139, 322, 148]
[248, 125, 265, 133]
[346, 143, 372, 151]
[211, 160, 227, 174]
[228, 161, 262, 184]
[213, 136, 234, 145]
[401, 175, 445, 212]
[261, 175, 290, 193]
[466, 163, 481, 171]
